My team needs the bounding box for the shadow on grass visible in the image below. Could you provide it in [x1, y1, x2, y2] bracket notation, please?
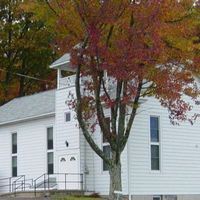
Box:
[51, 194, 103, 200]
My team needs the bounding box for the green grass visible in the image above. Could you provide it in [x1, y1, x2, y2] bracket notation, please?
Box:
[52, 195, 102, 200]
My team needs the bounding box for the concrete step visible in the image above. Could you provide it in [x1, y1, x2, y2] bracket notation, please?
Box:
[0, 197, 49, 200]
[0, 191, 46, 198]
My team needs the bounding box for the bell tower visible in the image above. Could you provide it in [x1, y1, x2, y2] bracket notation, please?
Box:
[50, 54, 83, 190]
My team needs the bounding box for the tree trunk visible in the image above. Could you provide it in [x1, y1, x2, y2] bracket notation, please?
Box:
[18, 76, 25, 97]
[109, 158, 122, 200]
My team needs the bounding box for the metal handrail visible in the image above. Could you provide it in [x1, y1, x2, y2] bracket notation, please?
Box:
[14, 178, 33, 191]
[34, 173, 45, 182]
[0, 177, 12, 181]
[34, 173, 46, 197]
[34, 173, 84, 197]
[0, 173, 84, 196]
[14, 180, 33, 196]
[24, 178, 34, 188]
[0, 175, 25, 193]
[15, 182, 32, 190]
[12, 175, 25, 194]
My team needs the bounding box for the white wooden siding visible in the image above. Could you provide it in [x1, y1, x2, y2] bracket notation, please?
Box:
[84, 139, 95, 192]
[55, 88, 80, 151]
[0, 116, 55, 193]
[54, 87, 81, 177]
[129, 97, 200, 195]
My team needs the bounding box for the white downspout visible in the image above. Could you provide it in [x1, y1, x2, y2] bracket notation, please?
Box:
[125, 113, 132, 200]
[84, 135, 87, 191]
[127, 135, 131, 200]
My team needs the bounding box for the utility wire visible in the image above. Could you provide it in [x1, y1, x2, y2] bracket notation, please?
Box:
[0, 68, 75, 88]
[0, 68, 55, 84]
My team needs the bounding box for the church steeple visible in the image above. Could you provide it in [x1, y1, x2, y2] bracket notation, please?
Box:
[50, 53, 76, 89]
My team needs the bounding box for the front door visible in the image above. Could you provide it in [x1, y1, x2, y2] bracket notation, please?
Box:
[58, 154, 80, 190]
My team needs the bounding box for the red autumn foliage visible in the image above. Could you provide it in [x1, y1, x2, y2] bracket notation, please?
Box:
[55, 0, 200, 125]
[43, 0, 200, 197]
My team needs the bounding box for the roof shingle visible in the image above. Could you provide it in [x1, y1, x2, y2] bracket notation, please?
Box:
[0, 90, 55, 125]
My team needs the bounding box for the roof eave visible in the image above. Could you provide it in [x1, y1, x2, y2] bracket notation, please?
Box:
[0, 112, 55, 127]
[50, 60, 70, 69]
[50, 61, 76, 72]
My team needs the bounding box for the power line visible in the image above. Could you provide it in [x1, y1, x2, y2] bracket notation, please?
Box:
[0, 68, 55, 84]
[0, 68, 75, 88]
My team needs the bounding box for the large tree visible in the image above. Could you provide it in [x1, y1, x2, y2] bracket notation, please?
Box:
[0, 0, 56, 104]
[33, 0, 200, 199]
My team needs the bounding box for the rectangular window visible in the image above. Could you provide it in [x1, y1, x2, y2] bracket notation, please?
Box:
[150, 116, 160, 171]
[47, 127, 53, 150]
[47, 127, 54, 174]
[65, 112, 71, 122]
[12, 133, 17, 154]
[150, 117, 159, 142]
[12, 156, 17, 177]
[102, 117, 111, 171]
[47, 152, 54, 174]
[164, 195, 177, 200]
[153, 196, 161, 200]
[12, 133, 17, 177]
[151, 145, 160, 170]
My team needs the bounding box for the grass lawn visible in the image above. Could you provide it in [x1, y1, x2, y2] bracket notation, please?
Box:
[52, 195, 103, 200]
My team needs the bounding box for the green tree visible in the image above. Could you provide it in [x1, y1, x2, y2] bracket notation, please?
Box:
[0, 0, 56, 104]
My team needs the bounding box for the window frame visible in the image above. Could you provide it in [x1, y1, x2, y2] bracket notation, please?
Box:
[12, 156, 17, 177]
[46, 126, 54, 174]
[102, 144, 111, 172]
[150, 116, 160, 143]
[47, 152, 54, 175]
[47, 127, 54, 150]
[12, 132, 17, 154]
[11, 132, 17, 177]
[151, 144, 160, 170]
[153, 196, 162, 200]
[149, 116, 161, 172]
[65, 112, 71, 122]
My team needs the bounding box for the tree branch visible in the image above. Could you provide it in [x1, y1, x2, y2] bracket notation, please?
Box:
[116, 81, 127, 162]
[44, 0, 59, 17]
[120, 80, 143, 151]
[94, 72, 116, 150]
[76, 62, 111, 166]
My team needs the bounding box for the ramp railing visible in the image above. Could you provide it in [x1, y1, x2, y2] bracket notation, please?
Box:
[34, 173, 84, 197]
[0, 175, 25, 193]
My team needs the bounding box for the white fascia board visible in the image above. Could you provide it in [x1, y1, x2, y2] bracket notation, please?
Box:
[50, 60, 70, 69]
[0, 112, 55, 126]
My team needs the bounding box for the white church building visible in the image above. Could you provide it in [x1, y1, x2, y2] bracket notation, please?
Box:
[0, 54, 200, 200]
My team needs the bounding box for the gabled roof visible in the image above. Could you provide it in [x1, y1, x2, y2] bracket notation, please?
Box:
[0, 90, 55, 126]
[50, 53, 76, 72]
[50, 53, 70, 68]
